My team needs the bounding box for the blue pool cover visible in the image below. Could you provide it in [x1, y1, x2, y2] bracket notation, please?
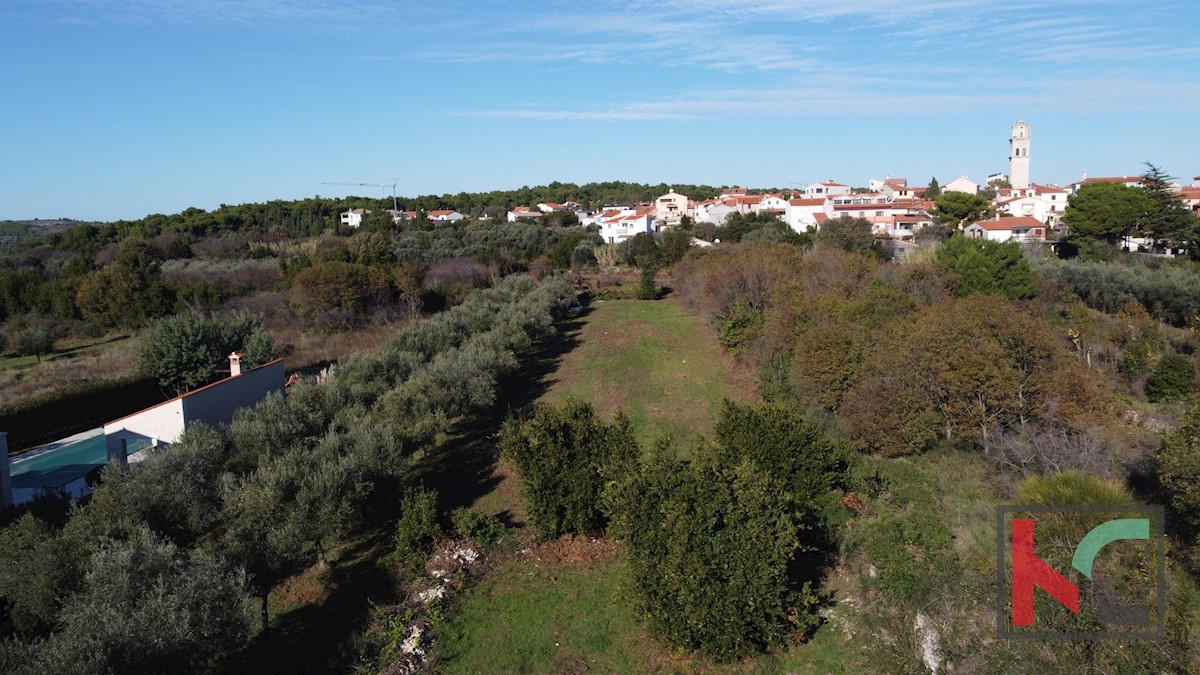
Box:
[11, 433, 151, 492]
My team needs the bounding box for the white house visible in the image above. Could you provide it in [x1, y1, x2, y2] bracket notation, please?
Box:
[507, 206, 542, 222]
[785, 197, 828, 232]
[994, 184, 1068, 226]
[597, 209, 655, 243]
[104, 354, 286, 465]
[806, 180, 851, 199]
[339, 208, 371, 228]
[654, 190, 690, 225]
[700, 203, 738, 226]
[756, 194, 790, 217]
[943, 176, 980, 195]
[428, 210, 465, 224]
[963, 216, 1046, 243]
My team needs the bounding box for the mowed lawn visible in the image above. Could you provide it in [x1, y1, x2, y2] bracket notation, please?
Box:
[541, 297, 755, 449]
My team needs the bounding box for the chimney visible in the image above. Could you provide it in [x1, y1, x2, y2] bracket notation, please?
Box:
[229, 351, 244, 377]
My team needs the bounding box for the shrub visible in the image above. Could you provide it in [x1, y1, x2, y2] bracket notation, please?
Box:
[137, 311, 275, 395]
[12, 323, 54, 362]
[499, 399, 638, 541]
[393, 489, 442, 571]
[605, 402, 848, 661]
[851, 509, 955, 606]
[607, 452, 812, 661]
[718, 298, 762, 354]
[636, 264, 658, 300]
[1157, 397, 1200, 532]
[1147, 353, 1195, 402]
[450, 508, 506, 550]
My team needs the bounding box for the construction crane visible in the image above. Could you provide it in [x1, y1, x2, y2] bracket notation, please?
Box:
[322, 179, 401, 212]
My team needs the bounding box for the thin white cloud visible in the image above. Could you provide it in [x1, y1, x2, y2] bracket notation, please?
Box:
[457, 72, 1200, 122]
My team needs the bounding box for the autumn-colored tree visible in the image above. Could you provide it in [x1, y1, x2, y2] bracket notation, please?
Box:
[76, 239, 173, 329]
[843, 295, 1107, 455]
[288, 260, 393, 326]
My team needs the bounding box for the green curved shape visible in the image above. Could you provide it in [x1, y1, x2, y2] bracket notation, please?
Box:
[1072, 519, 1150, 579]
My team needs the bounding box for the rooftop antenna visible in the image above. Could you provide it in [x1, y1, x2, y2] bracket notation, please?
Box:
[322, 179, 400, 211]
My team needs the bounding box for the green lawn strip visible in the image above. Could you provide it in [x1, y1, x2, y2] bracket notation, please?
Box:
[0, 334, 129, 371]
[435, 555, 658, 674]
[544, 298, 753, 449]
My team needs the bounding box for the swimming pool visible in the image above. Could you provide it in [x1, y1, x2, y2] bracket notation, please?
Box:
[11, 432, 150, 492]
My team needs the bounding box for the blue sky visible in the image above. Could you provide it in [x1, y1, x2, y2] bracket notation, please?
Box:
[2, 0, 1198, 221]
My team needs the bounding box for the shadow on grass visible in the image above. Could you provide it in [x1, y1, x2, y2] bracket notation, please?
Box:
[411, 317, 585, 515]
[217, 530, 393, 675]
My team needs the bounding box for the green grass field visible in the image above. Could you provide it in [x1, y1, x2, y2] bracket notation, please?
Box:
[542, 297, 755, 449]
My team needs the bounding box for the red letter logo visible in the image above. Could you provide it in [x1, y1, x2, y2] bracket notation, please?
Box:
[1011, 518, 1079, 626]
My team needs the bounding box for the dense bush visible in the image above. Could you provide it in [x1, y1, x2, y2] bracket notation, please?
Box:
[75, 239, 173, 330]
[1146, 353, 1195, 402]
[936, 235, 1036, 299]
[288, 260, 393, 327]
[605, 402, 847, 661]
[137, 310, 275, 395]
[672, 243, 806, 328]
[718, 298, 763, 355]
[843, 294, 1106, 455]
[608, 452, 810, 661]
[499, 399, 638, 541]
[393, 489, 442, 571]
[450, 508, 506, 550]
[636, 264, 658, 300]
[1157, 397, 1200, 534]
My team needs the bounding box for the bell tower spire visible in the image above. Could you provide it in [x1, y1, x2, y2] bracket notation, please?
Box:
[1009, 120, 1031, 189]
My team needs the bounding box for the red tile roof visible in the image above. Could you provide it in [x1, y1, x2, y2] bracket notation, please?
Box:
[971, 216, 1043, 230]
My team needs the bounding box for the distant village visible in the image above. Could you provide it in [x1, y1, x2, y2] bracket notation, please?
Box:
[338, 120, 1200, 256]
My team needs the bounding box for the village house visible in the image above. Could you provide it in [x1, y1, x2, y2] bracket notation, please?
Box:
[428, 209, 465, 224]
[942, 176, 980, 195]
[963, 216, 1046, 243]
[507, 206, 543, 222]
[805, 180, 851, 199]
[785, 197, 828, 232]
[654, 190, 689, 225]
[993, 184, 1068, 226]
[594, 208, 656, 243]
[104, 354, 286, 466]
[339, 208, 371, 228]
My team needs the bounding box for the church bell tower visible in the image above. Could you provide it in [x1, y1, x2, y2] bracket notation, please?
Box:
[1009, 120, 1031, 189]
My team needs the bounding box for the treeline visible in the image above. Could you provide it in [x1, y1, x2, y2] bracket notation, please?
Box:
[1036, 256, 1200, 326]
[33, 181, 723, 250]
[674, 242, 1110, 454]
[0, 274, 575, 673]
